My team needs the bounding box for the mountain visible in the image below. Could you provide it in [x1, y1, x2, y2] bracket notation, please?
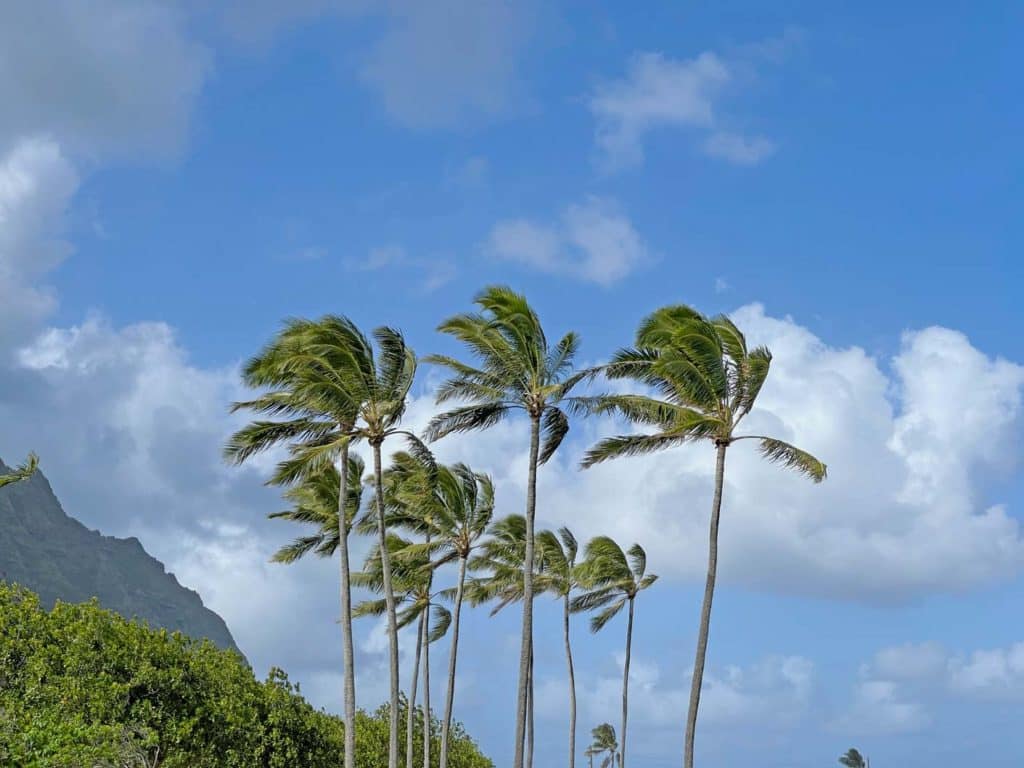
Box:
[0, 459, 239, 653]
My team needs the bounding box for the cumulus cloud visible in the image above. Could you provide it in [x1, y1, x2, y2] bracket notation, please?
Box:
[838, 639, 1024, 735]
[591, 48, 778, 169]
[486, 197, 649, 285]
[402, 304, 1024, 601]
[0, 137, 78, 348]
[0, 0, 208, 158]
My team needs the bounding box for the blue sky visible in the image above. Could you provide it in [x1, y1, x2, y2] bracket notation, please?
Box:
[1, 2, 1023, 766]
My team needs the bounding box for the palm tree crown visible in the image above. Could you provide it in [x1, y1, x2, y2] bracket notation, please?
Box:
[572, 538, 657, 632]
[581, 306, 826, 478]
[267, 454, 366, 563]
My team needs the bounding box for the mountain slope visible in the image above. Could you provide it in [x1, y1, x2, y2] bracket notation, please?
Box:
[0, 459, 239, 653]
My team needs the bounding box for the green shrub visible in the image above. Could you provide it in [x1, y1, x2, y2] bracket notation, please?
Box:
[0, 583, 492, 767]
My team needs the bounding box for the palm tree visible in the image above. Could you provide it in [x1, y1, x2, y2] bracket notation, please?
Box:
[225, 315, 367, 768]
[227, 316, 426, 768]
[265, 454, 365, 564]
[465, 514, 543, 768]
[353, 533, 451, 768]
[839, 748, 869, 767]
[572, 538, 657, 768]
[580, 306, 827, 768]
[425, 286, 592, 768]
[0, 452, 38, 489]
[359, 450, 442, 768]
[424, 465, 495, 768]
[536, 527, 581, 768]
[587, 723, 620, 768]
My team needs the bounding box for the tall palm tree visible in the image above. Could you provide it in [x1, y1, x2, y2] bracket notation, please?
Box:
[359, 450, 442, 768]
[580, 306, 827, 768]
[465, 514, 543, 768]
[587, 724, 620, 768]
[536, 527, 581, 768]
[572, 538, 657, 768]
[353, 532, 451, 768]
[425, 286, 592, 768]
[423, 465, 495, 768]
[0, 452, 38, 489]
[225, 315, 367, 768]
[227, 317, 426, 768]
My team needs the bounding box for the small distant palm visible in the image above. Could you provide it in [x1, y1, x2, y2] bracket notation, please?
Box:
[587, 723, 620, 768]
[573, 538, 656, 768]
[839, 748, 868, 767]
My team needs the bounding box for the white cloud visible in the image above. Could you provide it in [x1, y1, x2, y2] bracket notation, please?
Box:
[591, 49, 778, 169]
[0, 137, 78, 348]
[837, 639, 1024, 736]
[836, 679, 931, 734]
[359, 0, 533, 128]
[487, 197, 649, 285]
[949, 643, 1024, 698]
[406, 304, 1024, 600]
[536, 651, 813, 748]
[0, 0, 208, 158]
[703, 132, 776, 165]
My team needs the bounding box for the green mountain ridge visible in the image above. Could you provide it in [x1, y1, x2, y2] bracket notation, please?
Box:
[0, 458, 239, 654]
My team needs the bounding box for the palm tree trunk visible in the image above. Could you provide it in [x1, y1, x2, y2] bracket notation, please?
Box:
[513, 412, 541, 768]
[621, 597, 634, 768]
[526, 637, 534, 768]
[439, 555, 468, 768]
[337, 442, 357, 768]
[423, 596, 432, 768]
[564, 592, 577, 768]
[683, 442, 728, 768]
[373, 441, 401, 768]
[407, 612, 424, 768]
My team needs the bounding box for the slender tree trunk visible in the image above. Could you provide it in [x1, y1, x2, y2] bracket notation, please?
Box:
[513, 413, 541, 768]
[621, 597, 634, 768]
[337, 442, 357, 768]
[564, 593, 577, 768]
[407, 613, 424, 768]
[683, 442, 728, 768]
[526, 638, 534, 768]
[373, 441, 401, 768]
[422, 596, 431, 768]
[439, 555, 468, 768]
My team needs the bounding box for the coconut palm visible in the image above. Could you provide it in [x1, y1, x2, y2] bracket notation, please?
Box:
[353, 533, 451, 768]
[224, 315, 367, 768]
[359, 450, 442, 768]
[579, 306, 827, 768]
[0, 452, 38, 489]
[226, 317, 426, 768]
[465, 514, 543, 768]
[422, 465, 495, 768]
[839, 748, 869, 767]
[536, 527, 581, 768]
[572, 538, 657, 768]
[587, 723, 620, 768]
[265, 454, 365, 564]
[425, 286, 593, 768]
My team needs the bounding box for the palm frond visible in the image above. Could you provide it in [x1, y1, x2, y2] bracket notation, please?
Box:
[0, 452, 38, 489]
[746, 436, 827, 482]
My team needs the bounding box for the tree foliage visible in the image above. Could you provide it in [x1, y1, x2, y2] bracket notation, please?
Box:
[0, 583, 492, 767]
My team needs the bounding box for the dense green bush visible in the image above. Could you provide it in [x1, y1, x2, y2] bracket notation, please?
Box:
[0, 584, 492, 767]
